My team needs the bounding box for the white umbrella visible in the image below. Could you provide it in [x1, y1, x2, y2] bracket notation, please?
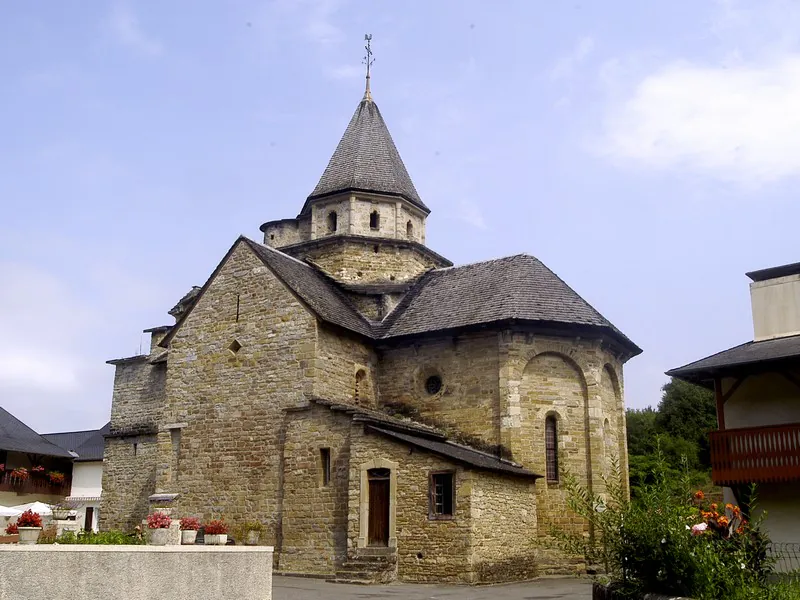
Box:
[10, 501, 52, 516]
[0, 505, 21, 517]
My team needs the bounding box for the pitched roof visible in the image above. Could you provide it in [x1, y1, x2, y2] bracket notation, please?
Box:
[305, 98, 428, 213]
[242, 238, 374, 338]
[667, 334, 800, 385]
[0, 407, 73, 458]
[309, 398, 539, 479]
[378, 254, 641, 354]
[43, 423, 110, 462]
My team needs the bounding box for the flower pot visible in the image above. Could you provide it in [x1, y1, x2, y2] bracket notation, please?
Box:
[149, 528, 170, 546]
[245, 530, 260, 546]
[152, 507, 173, 517]
[181, 530, 197, 545]
[204, 533, 227, 546]
[17, 527, 42, 545]
[51, 510, 70, 520]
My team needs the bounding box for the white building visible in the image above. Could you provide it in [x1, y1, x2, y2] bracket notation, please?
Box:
[43, 423, 108, 532]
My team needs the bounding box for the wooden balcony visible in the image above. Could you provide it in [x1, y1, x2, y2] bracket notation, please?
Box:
[710, 422, 800, 485]
[0, 471, 68, 497]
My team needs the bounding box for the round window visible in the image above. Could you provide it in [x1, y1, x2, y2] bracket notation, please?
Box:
[425, 375, 443, 395]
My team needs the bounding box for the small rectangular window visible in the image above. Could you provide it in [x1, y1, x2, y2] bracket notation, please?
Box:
[320, 448, 331, 486]
[429, 472, 455, 519]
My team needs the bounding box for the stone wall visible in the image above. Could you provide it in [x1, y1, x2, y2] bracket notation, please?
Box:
[101, 359, 165, 530]
[314, 324, 378, 407]
[156, 241, 318, 544]
[279, 405, 351, 574]
[378, 332, 501, 448]
[298, 238, 440, 284]
[349, 427, 474, 583]
[470, 472, 538, 582]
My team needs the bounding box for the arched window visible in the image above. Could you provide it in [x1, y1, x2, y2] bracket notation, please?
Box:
[370, 210, 380, 230]
[545, 415, 558, 482]
[406, 220, 413, 239]
[327, 211, 337, 233]
[355, 369, 367, 404]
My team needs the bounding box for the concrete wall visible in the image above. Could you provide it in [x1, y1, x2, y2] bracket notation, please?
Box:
[0, 546, 273, 600]
[71, 462, 102, 498]
[723, 370, 800, 429]
[750, 274, 800, 341]
[757, 482, 800, 548]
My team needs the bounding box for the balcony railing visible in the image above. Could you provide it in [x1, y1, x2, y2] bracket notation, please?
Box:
[710, 422, 800, 485]
[0, 471, 69, 496]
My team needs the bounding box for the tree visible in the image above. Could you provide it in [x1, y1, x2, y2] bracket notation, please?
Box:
[656, 378, 716, 470]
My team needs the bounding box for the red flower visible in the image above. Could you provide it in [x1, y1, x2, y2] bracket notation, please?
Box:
[203, 520, 228, 535]
[17, 510, 42, 528]
[693, 490, 705, 501]
[31, 465, 44, 473]
[146, 512, 172, 529]
[5, 523, 18, 535]
[179, 517, 201, 531]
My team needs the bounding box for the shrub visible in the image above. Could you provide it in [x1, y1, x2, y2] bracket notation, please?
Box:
[243, 521, 264, 532]
[17, 510, 43, 528]
[146, 512, 171, 529]
[51, 530, 145, 545]
[204, 520, 228, 535]
[5, 522, 18, 535]
[37, 524, 58, 544]
[179, 517, 200, 531]
[552, 447, 774, 600]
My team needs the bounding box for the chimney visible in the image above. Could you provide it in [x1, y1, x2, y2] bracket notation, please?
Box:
[746, 262, 800, 342]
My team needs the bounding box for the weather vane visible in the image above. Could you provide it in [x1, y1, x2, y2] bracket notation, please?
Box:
[363, 33, 375, 100]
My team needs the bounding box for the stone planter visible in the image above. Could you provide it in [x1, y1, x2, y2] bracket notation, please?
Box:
[204, 534, 227, 546]
[152, 507, 173, 517]
[17, 527, 42, 545]
[149, 528, 170, 546]
[181, 530, 197, 545]
[51, 510, 70, 521]
[245, 530, 260, 546]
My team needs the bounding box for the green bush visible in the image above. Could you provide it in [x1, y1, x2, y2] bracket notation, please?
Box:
[42, 530, 145, 545]
[553, 449, 778, 600]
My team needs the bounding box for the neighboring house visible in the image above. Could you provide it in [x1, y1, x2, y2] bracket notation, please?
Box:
[43, 423, 109, 532]
[0, 407, 73, 506]
[667, 261, 800, 552]
[101, 77, 641, 583]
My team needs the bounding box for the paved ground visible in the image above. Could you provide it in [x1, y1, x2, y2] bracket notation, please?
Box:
[273, 575, 592, 600]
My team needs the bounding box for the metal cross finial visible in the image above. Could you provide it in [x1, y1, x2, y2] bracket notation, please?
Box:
[363, 33, 375, 101]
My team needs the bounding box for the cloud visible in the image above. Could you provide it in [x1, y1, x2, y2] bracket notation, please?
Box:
[107, 4, 162, 57]
[598, 56, 800, 186]
[550, 36, 595, 80]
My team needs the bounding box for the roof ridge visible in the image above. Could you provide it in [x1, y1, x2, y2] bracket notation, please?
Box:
[433, 253, 536, 272]
[666, 339, 754, 374]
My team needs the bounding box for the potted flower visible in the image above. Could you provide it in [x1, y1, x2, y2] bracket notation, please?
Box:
[179, 517, 200, 545]
[30, 465, 45, 475]
[203, 519, 228, 545]
[10, 467, 29, 485]
[5, 522, 18, 535]
[50, 500, 76, 520]
[146, 511, 172, 546]
[16, 509, 43, 545]
[47, 471, 66, 486]
[242, 521, 264, 546]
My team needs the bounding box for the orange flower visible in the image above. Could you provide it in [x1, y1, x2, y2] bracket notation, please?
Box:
[711, 503, 718, 511]
[718, 516, 730, 528]
[733, 506, 741, 517]
[726, 503, 734, 511]
[694, 490, 705, 501]
[736, 526, 744, 534]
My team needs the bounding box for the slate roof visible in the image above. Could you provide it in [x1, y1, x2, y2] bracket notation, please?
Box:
[0, 406, 73, 458]
[309, 398, 539, 479]
[158, 238, 639, 357]
[667, 334, 800, 385]
[304, 97, 428, 213]
[43, 423, 110, 462]
[378, 254, 641, 353]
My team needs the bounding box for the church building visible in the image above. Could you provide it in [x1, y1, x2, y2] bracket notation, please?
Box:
[101, 68, 640, 583]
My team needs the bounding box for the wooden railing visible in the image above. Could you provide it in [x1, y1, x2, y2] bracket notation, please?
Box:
[0, 471, 68, 496]
[710, 422, 800, 485]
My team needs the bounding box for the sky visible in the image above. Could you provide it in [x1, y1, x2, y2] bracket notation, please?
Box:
[1, 0, 799, 433]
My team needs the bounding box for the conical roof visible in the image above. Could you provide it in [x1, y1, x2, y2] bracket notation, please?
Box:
[305, 97, 428, 213]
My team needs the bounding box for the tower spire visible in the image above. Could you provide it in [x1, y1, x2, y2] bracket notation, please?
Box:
[363, 33, 374, 101]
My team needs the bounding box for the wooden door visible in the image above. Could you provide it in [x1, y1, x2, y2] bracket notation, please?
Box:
[368, 477, 390, 546]
[84, 507, 94, 532]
